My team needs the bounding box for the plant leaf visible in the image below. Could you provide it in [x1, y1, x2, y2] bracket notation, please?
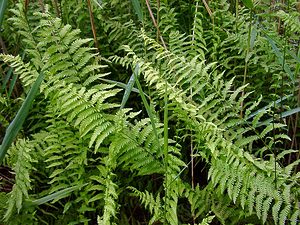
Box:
[0, 71, 45, 163]
[259, 107, 300, 126]
[134, 64, 161, 152]
[0, 0, 8, 29]
[1, 67, 12, 93]
[241, 0, 254, 9]
[131, 0, 143, 22]
[25, 184, 87, 206]
[265, 35, 295, 82]
[120, 73, 135, 109]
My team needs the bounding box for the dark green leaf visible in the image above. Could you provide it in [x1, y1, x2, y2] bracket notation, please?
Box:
[1, 67, 12, 93]
[25, 184, 87, 206]
[241, 0, 254, 9]
[131, 0, 143, 22]
[265, 35, 295, 82]
[0, 0, 8, 29]
[120, 73, 135, 109]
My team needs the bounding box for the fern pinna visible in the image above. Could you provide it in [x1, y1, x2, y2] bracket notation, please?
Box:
[0, 0, 299, 225]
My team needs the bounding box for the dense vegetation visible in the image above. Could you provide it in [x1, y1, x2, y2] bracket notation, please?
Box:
[0, 0, 299, 224]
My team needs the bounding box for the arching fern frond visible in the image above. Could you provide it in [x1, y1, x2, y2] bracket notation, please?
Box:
[4, 139, 36, 221]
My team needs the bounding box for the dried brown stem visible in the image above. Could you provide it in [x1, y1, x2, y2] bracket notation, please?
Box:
[87, 0, 99, 51]
[202, 0, 214, 29]
[145, 0, 167, 49]
[51, 0, 61, 17]
[24, 0, 30, 12]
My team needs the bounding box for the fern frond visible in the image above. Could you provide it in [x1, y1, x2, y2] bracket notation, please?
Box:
[92, 162, 119, 225]
[128, 187, 162, 224]
[277, 10, 300, 34]
[0, 54, 39, 88]
[4, 139, 35, 220]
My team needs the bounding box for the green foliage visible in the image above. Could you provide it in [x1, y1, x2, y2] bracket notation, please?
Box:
[0, 0, 8, 29]
[4, 138, 36, 223]
[0, 0, 299, 224]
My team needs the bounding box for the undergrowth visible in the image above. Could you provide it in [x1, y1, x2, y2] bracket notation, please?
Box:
[0, 0, 299, 224]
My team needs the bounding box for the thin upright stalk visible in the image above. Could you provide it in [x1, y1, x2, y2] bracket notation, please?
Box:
[87, 0, 99, 51]
[51, 0, 61, 17]
[235, 0, 239, 33]
[145, 0, 167, 49]
[240, 9, 253, 117]
[24, 0, 30, 12]
[202, 0, 214, 32]
[156, 0, 160, 42]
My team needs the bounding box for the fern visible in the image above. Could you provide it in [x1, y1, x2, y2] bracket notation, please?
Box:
[277, 10, 300, 34]
[111, 26, 299, 224]
[4, 139, 35, 221]
[1, 0, 299, 224]
[129, 187, 162, 224]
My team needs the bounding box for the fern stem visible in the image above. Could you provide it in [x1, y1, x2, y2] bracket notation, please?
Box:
[24, 0, 29, 12]
[202, 0, 214, 32]
[163, 84, 168, 169]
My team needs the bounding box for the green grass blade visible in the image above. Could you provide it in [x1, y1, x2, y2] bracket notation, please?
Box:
[0, 0, 8, 29]
[92, 0, 103, 8]
[287, 49, 300, 64]
[250, 22, 257, 51]
[120, 73, 135, 109]
[241, 0, 254, 9]
[8, 73, 17, 98]
[25, 184, 87, 206]
[134, 64, 161, 151]
[246, 94, 292, 120]
[259, 107, 300, 126]
[265, 35, 295, 82]
[98, 77, 147, 97]
[131, 0, 143, 22]
[0, 71, 45, 163]
[1, 67, 12, 93]
[280, 107, 300, 118]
